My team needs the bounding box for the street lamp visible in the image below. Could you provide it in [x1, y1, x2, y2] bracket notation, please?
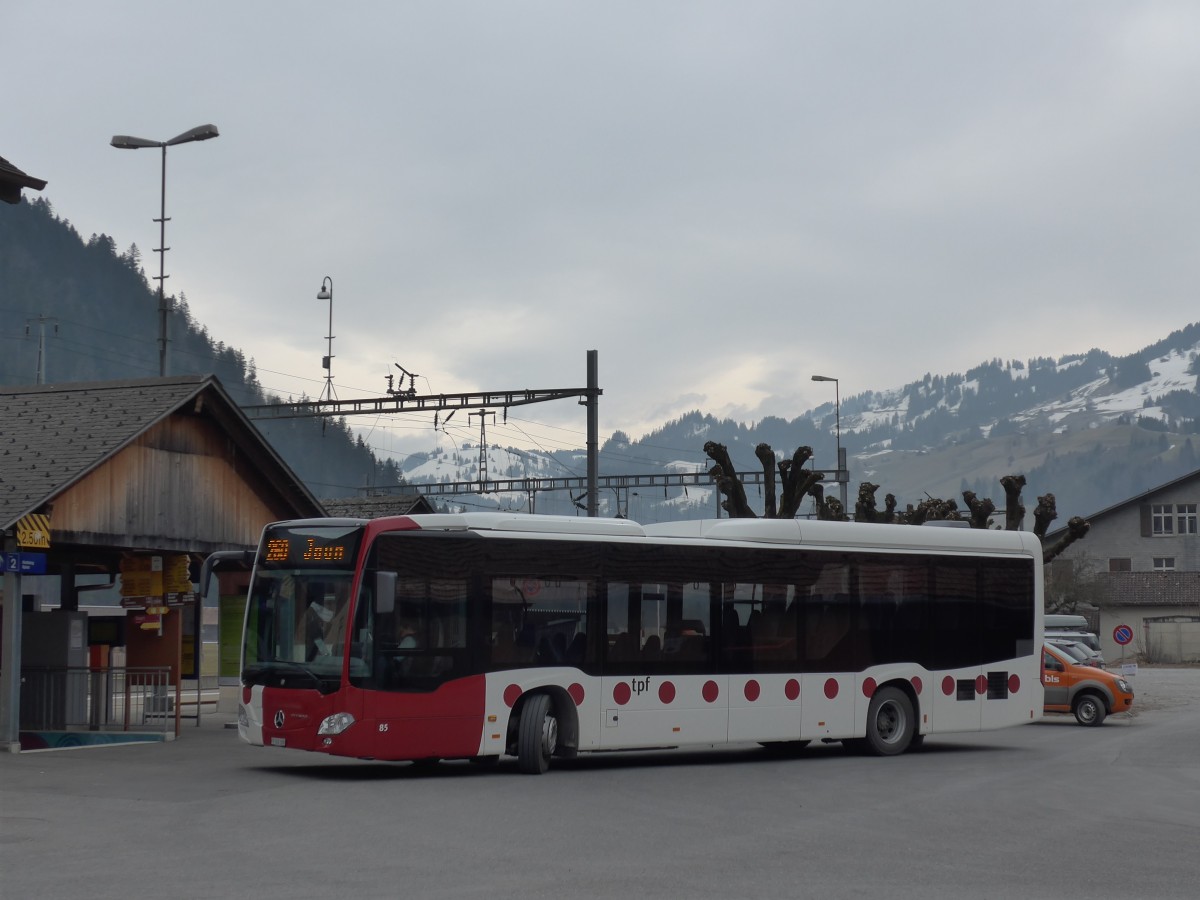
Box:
[111, 124, 219, 377]
[317, 277, 336, 402]
[811, 374, 848, 510]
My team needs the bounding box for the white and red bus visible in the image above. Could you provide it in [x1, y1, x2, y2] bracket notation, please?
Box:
[238, 512, 1043, 773]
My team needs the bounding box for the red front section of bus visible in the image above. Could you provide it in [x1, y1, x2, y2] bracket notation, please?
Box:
[255, 675, 487, 760]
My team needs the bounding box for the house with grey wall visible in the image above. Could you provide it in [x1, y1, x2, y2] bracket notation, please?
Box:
[1045, 469, 1200, 664]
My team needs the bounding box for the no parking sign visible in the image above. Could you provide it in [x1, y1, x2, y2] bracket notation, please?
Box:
[1113, 624, 1134, 646]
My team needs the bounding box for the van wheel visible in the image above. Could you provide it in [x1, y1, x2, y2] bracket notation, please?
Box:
[864, 687, 915, 755]
[518, 694, 556, 774]
[1073, 693, 1107, 727]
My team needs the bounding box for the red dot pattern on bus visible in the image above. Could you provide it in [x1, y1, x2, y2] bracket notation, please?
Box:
[503, 684, 522, 707]
[242, 686, 252, 705]
[549, 670, 1018, 713]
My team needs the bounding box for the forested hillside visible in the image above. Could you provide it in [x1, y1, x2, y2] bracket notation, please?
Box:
[0, 198, 404, 498]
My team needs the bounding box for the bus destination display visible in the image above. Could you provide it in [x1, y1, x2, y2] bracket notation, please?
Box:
[262, 528, 360, 567]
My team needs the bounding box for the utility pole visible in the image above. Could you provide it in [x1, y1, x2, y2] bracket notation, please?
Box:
[25, 316, 58, 384]
[317, 277, 336, 402]
[468, 409, 496, 488]
[585, 349, 599, 517]
[110, 124, 219, 376]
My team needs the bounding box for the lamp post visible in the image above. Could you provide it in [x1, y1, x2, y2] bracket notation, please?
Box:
[110, 124, 219, 377]
[317, 277, 336, 402]
[811, 374, 847, 510]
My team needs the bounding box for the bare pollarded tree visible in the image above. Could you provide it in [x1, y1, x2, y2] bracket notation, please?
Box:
[702, 440, 1088, 564]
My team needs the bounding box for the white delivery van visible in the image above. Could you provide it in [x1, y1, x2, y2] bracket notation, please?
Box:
[1045, 614, 1091, 631]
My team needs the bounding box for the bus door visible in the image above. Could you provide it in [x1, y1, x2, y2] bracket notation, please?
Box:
[927, 562, 984, 733]
[724, 582, 802, 743]
[798, 591, 859, 739]
[601, 581, 725, 748]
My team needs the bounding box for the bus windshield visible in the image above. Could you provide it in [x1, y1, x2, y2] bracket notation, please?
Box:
[241, 523, 364, 691]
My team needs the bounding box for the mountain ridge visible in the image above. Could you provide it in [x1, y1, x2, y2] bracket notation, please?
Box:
[398, 328, 1200, 522]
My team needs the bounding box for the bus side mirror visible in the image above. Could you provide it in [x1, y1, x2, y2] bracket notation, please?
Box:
[375, 571, 397, 615]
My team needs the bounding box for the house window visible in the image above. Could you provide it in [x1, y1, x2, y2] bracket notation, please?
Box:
[1152, 504, 1174, 535]
[1177, 504, 1198, 535]
[1153, 557, 1176, 571]
[1109, 558, 1132, 572]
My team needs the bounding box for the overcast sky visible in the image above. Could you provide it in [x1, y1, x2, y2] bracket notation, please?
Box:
[7, 2, 1200, 466]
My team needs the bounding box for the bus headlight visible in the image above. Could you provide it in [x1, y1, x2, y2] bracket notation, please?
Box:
[317, 712, 356, 735]
[238, 705, 249, 728]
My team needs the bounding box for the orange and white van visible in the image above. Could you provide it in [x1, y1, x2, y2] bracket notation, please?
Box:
[1042, 643, 1134, 726]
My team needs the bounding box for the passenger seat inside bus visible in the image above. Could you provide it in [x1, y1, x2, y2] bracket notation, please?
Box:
[642, 634, 661, 661]
[565, 633, 587, 665]
[609, 633, 635, 663]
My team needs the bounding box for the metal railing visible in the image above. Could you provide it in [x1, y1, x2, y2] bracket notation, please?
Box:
[18, 666, 178, 739]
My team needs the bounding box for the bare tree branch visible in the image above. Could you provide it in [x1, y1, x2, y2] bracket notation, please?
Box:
[776, 446, 814, 517]
[1033, 493, 1058, 539]
[855, 482, 881, 523]
[704, 441, 756, 518]
[962, 490, 996, 529]
[779, 468, 823, 519]
[1042, 516, 1090, 564]
[1001, 474, 1026, 531]
[755, 443, 777, 519]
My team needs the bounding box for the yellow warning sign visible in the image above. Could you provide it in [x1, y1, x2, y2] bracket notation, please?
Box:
[120, 555, 163, 598]
[119, 554, 191, 599]
[164, 554, 192, 593]
[16, 513, 51, 549]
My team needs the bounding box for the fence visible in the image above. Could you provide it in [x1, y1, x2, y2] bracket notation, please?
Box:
[18, 666, 178, 739]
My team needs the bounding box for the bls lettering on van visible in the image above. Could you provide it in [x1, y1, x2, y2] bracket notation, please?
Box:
[1045, 675, 1061, 684]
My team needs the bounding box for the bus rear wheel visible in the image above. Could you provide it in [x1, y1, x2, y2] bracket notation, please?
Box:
[864, 686, 915, 756]
[518, 694, 557, 774]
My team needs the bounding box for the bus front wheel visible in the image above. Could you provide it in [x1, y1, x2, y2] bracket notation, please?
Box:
[518, 694, 557, 774]
[864, 686, 915, 756]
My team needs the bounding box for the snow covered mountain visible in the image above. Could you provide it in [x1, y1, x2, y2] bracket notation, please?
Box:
[401, 323, 1200, 524]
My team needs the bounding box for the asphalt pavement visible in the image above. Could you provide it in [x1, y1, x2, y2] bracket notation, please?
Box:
[2, 666, 1197, 900]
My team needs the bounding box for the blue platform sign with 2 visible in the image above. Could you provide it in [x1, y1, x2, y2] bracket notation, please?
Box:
[3, 552, 47, 575]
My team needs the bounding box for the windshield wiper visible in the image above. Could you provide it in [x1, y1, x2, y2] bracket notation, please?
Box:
[244, 659, 324, 689]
